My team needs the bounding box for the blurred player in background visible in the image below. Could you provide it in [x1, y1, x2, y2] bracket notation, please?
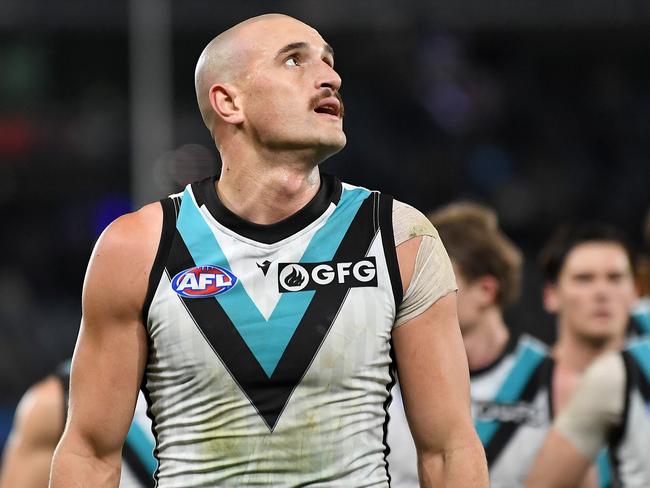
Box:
[541, 223, 635, 419]
[525, 215, 649, 488]
[0, 361, 155, 487]
[388, 216, 637, 487]
[538, 222, 637, 487]
[525, 335, 650, 487]
[388, 202, 545, 487]
[50, 13, 487, 487]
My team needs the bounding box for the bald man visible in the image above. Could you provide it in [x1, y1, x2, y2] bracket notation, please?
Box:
[50, 14, 487, 487]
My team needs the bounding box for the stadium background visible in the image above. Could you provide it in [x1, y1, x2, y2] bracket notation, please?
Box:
[1, 0, 649, 452]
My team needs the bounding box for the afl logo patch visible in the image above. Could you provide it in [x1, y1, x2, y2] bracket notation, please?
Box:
[171, 265, 238, 298]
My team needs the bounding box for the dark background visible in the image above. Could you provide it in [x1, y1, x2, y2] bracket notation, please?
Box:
[1, 0, 649, 451]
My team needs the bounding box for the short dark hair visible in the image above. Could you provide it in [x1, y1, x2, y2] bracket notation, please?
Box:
[428, 202, 522, 308]
[540, 222, 634, 284]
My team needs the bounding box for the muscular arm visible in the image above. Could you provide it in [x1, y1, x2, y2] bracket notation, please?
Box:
[0, 377, 64, 488]
[49, 203, 162, 487]
[393, 236, 488, 488]
[525, 353, 626, 488]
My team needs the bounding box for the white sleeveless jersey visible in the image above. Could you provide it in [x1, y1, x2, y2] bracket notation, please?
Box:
[608, 339, 650, 487]
[387, 335, 552, 488]
[142, 175, 403, 487]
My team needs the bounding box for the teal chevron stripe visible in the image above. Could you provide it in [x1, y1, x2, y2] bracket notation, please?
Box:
[475, 340, 546, 445]
[628, 340, 650, 382]
[125, 418, 157, 475]
[176, 185, 370, 377]
[597, 448, 612, 488]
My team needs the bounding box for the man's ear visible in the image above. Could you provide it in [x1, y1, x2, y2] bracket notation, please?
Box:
[542, 283, 559, 313]
[477, 275, 499, 306]
[209, 83, 244, 125]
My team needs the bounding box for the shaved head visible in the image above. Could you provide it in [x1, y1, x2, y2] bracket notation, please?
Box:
[195, 14, 316, 132]
[194, 13, 344, 161]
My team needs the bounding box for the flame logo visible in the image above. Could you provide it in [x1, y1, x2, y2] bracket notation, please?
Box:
[283, 266, 306, 288]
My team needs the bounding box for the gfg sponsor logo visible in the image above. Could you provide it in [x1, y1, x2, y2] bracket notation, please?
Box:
[278, 257, 378, 293]
[171, 265, 238, 298]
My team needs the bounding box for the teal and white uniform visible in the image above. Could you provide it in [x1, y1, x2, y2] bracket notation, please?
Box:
[142, 174, 455, 487]
[555, 335, 650, 487]
[387, 335, 553, 488]
[613, 339, 650, 486]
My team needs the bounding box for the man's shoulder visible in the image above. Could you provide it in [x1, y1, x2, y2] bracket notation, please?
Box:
[99, 202, 163, 254]
[84, 201, 164, 302]
[391, 199, 437, 246]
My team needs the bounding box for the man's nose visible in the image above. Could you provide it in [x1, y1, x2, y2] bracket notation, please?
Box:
[316, 64, 342, 92]
[593, 279, 611, 300]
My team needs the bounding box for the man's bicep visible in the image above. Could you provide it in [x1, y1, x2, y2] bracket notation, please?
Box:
[67, 315, 147, 454]
[64, 208, 158, 456]
[392, 293, 474, 452]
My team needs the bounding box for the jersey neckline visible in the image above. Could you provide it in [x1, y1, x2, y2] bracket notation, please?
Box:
[191, 172, 342, 244]
[469, 332, 520, 378]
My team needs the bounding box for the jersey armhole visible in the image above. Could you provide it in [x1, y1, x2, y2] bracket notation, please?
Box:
[141, 197, 177, 326]
[378, 193, 403, 311]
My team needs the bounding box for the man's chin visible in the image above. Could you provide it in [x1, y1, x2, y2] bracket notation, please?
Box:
[578, 327, 623, 346]
[315, 134, 347, 162]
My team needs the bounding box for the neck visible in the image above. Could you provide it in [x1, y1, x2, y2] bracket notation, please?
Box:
[462, 306, 510, 371]
[216, 143, 322, 225]
[552, 325, 624, 373]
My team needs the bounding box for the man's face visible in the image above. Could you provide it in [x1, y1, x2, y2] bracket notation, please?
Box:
[237, 17, 346, 161]
[544, 242, 636, 343]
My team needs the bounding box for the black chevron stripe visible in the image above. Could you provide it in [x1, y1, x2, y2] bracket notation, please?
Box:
[622, 351, 650, 402]
[166, 193, 380, 430]
[122, 441, 155, 487]
[484, 356, 554, 466]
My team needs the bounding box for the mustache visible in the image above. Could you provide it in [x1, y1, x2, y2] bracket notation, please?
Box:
[312, 91, 345, 119]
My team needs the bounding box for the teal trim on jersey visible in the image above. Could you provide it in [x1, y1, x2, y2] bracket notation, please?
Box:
[597, 448, 612, 488]
[177, 185, 371, 377]
[475, 340, 547, 445]
[125, 419, 157, 475]
[633, 310, 650, 335]
[628, 340, 650, 382]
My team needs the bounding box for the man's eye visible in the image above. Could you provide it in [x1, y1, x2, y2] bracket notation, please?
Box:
[285, 56, 300, 67]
